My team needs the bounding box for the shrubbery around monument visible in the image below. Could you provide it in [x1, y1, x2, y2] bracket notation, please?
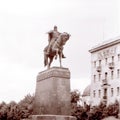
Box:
[0, 94, 34, 120]
[0, 90, 119, 120]
[71, 90, 119, 120]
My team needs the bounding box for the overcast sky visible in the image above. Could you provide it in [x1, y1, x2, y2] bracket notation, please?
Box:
[0, 0, 120, 103]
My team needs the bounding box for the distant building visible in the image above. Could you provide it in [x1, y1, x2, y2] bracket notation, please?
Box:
[82, 85, 91, 106]
[89, 37, 120, 106]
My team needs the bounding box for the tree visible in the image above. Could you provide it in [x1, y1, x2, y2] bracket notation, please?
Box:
[18, 94, 34, 119]
[0, 94, 34, 120]
[71, 90, 89, 120]
[71, 90, 81, 103]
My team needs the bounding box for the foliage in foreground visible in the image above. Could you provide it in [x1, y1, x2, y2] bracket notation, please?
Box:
[0, 90, 119, 120]
[71, 90, 119, 120]
[0, 94, 34, 120]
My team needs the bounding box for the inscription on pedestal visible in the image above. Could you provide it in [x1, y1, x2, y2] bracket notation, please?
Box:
[37, 67, 70, 82]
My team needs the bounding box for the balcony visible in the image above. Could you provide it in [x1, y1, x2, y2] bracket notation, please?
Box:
[96, 66, 101, 72]
[103, 95, 107, 99]
[102, 96, 107, 105]
[102, 79, 110, 87]
[102, 79, 108, 85]
[108, 62, 114, 69]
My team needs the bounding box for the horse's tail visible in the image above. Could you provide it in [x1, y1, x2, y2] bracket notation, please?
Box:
[43, 46, 48, 67]
[44, 50, 48, 66]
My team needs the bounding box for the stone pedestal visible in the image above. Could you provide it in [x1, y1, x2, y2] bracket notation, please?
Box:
[33, 67, 76, 120]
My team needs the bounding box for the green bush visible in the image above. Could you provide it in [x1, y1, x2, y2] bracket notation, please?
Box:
[0, 94, 34, 120]
[71, 90, 119, 120]
[0, 90, 119, 120]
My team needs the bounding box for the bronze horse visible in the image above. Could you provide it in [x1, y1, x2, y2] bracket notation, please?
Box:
[44, 32, 70, 69]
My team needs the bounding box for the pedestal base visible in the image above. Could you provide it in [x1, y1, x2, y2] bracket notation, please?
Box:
[32, 115, 76, 120]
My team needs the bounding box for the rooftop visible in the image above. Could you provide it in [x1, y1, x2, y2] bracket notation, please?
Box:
[89, 36, 120, 53]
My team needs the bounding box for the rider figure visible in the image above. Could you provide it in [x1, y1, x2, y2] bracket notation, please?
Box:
[46, 25, 60, 55]
[46, 26, 66, 58]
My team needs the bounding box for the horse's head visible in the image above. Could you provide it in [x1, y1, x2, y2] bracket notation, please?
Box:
[61, 32, 70, 45]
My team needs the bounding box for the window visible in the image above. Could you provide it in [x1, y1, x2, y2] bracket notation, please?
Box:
[111, 88, 114, 97]
[98, 90, 101, 98]
[93, 75, 96, 83]
[117, 87, 119, 96]
[94, 61, 96, 68]
[117, 69, 120, 78]
[111, 71, 114, 79]
[105, 72, 108, 79]
[93, 90, 96, 97]
[99, 60, 101, 66]
[104, 88, 107, 96]
[112, 56, 114, 62]
[105, 58, 107, 65]
[103, 88, 107, 99]
[118, 54, 120, 61]
[98, 74, 101, 81]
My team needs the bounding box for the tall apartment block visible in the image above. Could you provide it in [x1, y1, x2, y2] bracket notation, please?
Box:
[89, 37, 120, 106]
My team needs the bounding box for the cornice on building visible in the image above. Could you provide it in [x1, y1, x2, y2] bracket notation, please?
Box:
[89, 37, 120, 53]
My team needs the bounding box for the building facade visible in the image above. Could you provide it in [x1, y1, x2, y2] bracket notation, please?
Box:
[89, 38, 120, 106]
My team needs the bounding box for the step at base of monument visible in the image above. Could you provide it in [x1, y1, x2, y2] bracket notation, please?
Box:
[32, 115, 76, 120]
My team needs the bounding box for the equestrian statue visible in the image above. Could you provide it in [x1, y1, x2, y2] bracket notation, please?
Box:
[44, 26, 70, 69]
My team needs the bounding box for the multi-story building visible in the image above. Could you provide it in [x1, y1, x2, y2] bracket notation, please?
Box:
[89, 37, 120, 106]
